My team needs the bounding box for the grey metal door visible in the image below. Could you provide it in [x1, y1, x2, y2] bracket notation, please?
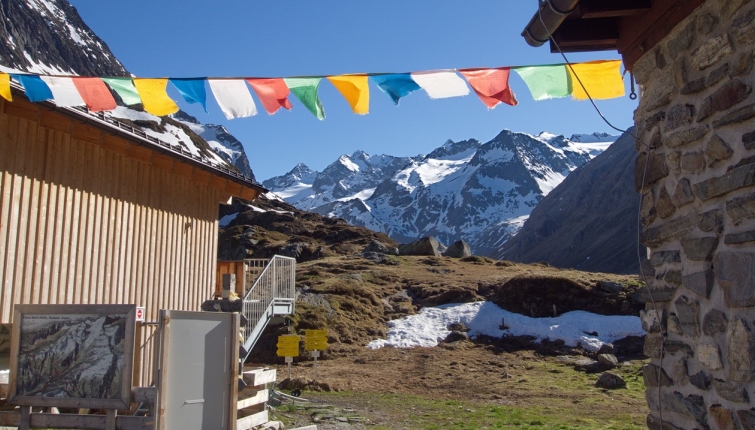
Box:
[156, 310, 239, 430]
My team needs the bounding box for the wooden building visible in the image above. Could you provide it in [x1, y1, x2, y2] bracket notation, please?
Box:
[0, 85, 266, 385]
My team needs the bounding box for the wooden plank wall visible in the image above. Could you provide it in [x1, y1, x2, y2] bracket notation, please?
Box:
[0, 103, 227, 386]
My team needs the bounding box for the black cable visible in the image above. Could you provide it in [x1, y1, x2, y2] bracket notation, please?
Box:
[536, 3, 667, 426]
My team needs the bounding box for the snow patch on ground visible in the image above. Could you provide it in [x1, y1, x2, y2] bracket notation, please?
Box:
[367, 301, 643, 352]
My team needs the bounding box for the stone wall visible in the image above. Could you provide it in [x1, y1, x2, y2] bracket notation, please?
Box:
[633, 0, 755, 428]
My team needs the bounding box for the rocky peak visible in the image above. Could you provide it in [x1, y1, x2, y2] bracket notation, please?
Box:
[0, 0, 128, 75]
[425, 138, 481, 160]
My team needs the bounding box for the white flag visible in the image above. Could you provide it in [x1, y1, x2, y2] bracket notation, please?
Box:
[40, 76, 85, 107]
[208, 79, 258, 119]
[410, 71, 470, 99]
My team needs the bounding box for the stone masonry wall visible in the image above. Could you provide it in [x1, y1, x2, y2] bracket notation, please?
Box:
[633, 0, 755, 428]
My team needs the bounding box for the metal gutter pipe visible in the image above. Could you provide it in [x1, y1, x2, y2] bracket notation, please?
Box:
[521, 0, 580, 47]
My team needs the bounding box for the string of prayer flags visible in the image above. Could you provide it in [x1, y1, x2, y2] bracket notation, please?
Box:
[102, 77, 142, 106]
[170, 78, 208, 112]
[6, 59, 627, 120]
[0, 73, 11, 101]
[370, 73, 420, 105]
[13, 74, 53, 102]
[71, 77, 116, 112]
[327, 75, 369, 115]
[459, 68, 518, 108]
[284, 77, 325, 120]
[208, 79, 258, 119]
[246, 78, 293, 115]
[133, 78, 179, 116]
[567, 60, 625, 100]
[410, 71, 470, 99]
[40, 76, 85, 107]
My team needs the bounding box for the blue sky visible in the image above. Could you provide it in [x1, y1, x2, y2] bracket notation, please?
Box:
[69, 0, 638, 181]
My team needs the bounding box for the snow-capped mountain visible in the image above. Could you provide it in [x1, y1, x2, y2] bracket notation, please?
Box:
[172, 111, 255, 179]
[264, 130, 619, 255]
[0, 0, 256, 179]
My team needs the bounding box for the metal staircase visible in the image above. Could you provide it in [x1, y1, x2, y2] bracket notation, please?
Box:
[239, 255, 296, 361]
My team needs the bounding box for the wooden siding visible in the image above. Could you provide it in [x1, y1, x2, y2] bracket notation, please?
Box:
[0, 99, 246, 386]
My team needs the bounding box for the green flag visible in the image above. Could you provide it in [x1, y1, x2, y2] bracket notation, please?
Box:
[102, 77, 142, 106]
[513, 65, 571, 101]
[284, 77, 325, 120]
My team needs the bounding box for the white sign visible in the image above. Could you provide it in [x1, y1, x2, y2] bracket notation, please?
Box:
[136, 307, 145, 322]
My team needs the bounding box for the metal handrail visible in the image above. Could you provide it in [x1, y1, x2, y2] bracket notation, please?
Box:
[241, 255, 296, 359]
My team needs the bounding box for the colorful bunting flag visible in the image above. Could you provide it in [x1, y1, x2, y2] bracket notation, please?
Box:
[459, 68, 518, 108]
[567, 60, 625, 100]
[170, 78, 208, 112]
[40, 76, 86, 107]
[0, 73, 12, 102]
[102, 77, 142, 106]
[284, 77, 325, 120]
[246, 78, 292, 115]
[410, 71, 470, 99]
[207, 79, 257, 119]
[513, 65, 570, 101]
[13, 74, 53, 102]
[133, 78, 179, 116]
[370, 74, 420, 105]
[71, 77, 117, 112]
[327, 75, 369, 115]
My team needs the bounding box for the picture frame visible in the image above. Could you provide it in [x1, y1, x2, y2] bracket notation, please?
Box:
[7, 304, 136, 409]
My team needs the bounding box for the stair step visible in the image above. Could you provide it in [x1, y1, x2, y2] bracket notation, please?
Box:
[237, 409, 268, 430]
[242, 368, 276, 386]
[238, 388, 269, 409]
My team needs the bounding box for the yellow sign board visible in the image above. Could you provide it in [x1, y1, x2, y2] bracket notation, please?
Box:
[304, 330, 328, 351]
[276, 335, 300, 357]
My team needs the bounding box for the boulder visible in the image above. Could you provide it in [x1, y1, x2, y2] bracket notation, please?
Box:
[447, 322, 469, 332]
[597, 354, 619, 368]
[443, 240, 472, 258]
[595, 372, 626, 389]
[362, 239, 391, 254]
[399, 237, 441, 256]
[443, 331, 469, 343]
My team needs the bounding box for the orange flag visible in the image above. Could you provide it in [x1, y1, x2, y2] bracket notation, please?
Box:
[246, 78, 293, 115]
[327, 75, 369, 115]
[0, 73, 11, 101]
[132, 78, 179, 116]
[72, 77, 116, 112]
[567, 60, 625, 100]
[459, 68, 518, 108]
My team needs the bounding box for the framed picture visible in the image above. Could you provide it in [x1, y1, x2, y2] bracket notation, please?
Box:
[7, 304, 136, 409]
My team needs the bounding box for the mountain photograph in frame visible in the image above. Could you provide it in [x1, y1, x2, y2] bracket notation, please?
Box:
[7, 304, 136, 409]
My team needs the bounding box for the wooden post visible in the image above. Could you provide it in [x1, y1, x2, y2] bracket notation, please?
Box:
[105, 409, 116, 430]
[18, 406, 30, 430]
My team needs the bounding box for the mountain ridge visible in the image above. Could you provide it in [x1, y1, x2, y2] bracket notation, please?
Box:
[263, 129, 619, 254]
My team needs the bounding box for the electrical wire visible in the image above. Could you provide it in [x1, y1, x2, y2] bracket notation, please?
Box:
[536, 3, 667, 426]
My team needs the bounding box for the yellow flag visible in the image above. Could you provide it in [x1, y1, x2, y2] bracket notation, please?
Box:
[0, 73, 12, 101]
[568, 60, 625, 100]
[133, 78, 179, 116]
[327, 75, 369, 115]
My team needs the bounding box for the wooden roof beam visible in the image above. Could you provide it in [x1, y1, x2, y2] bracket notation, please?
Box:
[573, 0, 651, 19]
[550, 18, 620, 51]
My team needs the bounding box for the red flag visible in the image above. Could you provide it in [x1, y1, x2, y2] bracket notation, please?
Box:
[246, 78, 293, 115]
[459, 68, 518, 108]
[72, 77, 116, 112]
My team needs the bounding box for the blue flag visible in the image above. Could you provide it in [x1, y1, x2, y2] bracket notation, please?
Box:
[170, 78, 208, 112]
[13, 74, 53, 102]
[370, 74, 420, 105]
